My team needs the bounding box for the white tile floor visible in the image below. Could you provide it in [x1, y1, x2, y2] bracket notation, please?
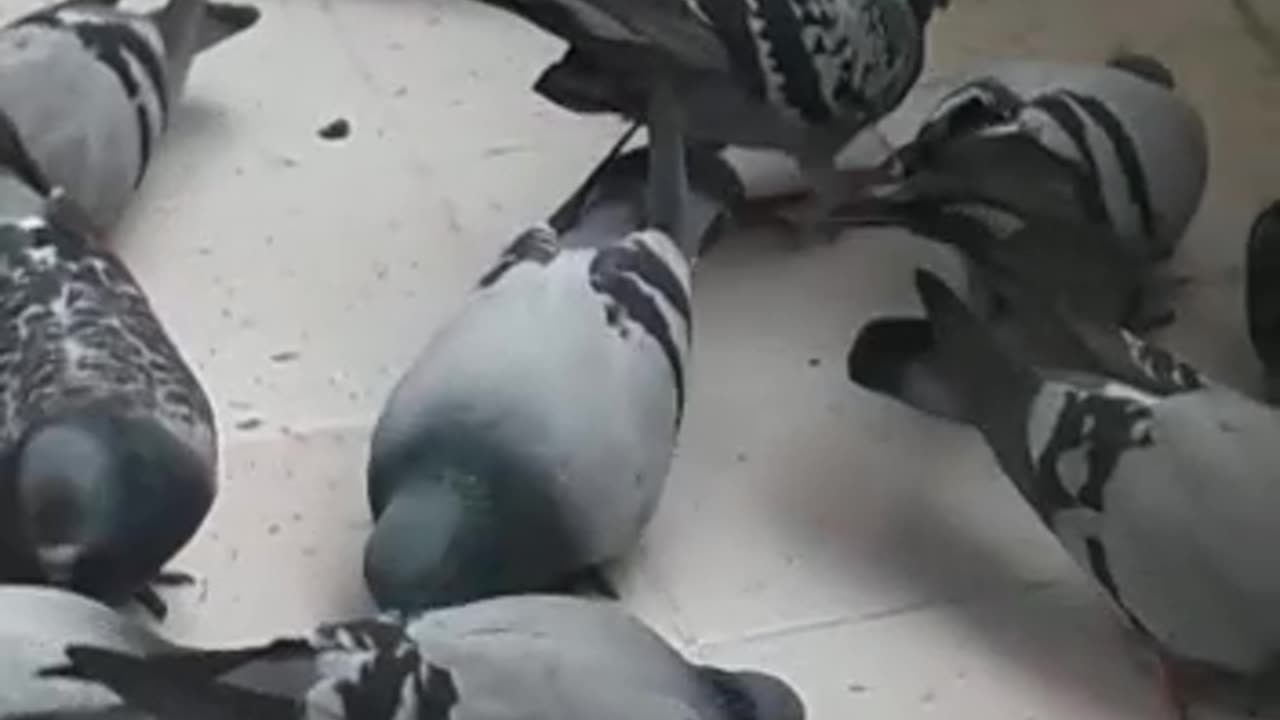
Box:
[20, 0, 1280, 717]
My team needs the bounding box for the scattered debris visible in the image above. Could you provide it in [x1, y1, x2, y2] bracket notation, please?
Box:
[807, 357, 822, 368]
[318, 117, 351, 141]
[235, 417, 264, 431]
[270, 350, 300, 364]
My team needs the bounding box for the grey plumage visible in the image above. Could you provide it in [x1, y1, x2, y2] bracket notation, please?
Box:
[836, 55, 1205, 420]
[0, 0, 261, 231]
[1246, 200, 1280, 403]
[362, 127, 742, 612]
[0, 585, 172, 718]
[862, 55, 1208, 262]
[0, 173, 217, 619]
[472, 0, 947, 233]
[898, 268, 1280, 713]
[839, 147, 1181, 421]
[42, 595, 805, 720]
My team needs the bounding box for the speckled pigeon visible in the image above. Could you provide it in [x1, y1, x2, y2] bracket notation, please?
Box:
[0, 166, 217, 620]
[468, 0, 949, 240]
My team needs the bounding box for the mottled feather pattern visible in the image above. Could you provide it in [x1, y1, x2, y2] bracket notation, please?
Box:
[13, 4, 169, 188]
[1022, 383, 1157, 599]
[1117, 329, 1205, 392]
[0, 221, 215, 465]
[736, 0, 920, 126]
[302, 617, 460, 718]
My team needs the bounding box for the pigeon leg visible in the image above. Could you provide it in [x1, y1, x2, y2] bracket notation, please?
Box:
[646, 79, 689, 252]
[770, 140, 903, 245]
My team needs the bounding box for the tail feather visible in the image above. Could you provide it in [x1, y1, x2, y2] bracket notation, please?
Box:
[547, 122, 642, 233]
[42, 645, 297, 718]
[195, 3, 261, 53]
[548, 125, 743, 259]
[151, 0, 260, 98]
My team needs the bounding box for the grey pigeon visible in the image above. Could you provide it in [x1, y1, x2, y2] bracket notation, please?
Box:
[1246, 200, 1280, 403]
[893, 268, 1280, 717]
[42, 594, 806, 720]
[856, 54, 1209, 263]
[469, 0, 949, 238]
[0, 0, 261, 232]
[362, 123, 744, 612]
[0, 168, 217, 620]
[0, 584, 173, 718]
[833, 55, 1204, 420]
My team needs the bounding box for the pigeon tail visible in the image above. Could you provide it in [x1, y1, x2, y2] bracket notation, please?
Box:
[150, 0, 261, 98]
[698, 666, 806, 720]
[549, 122, 744, 260]
[1247, 200, 1280, 383]
[847, 316, 968, 422]
[44, 644, 299, 718]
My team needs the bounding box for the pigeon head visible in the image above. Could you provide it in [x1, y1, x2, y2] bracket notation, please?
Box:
[364, 449, 578, 613]
[700, 667, 806, 720]
[13, 410, 213, 604]
[847, 316, 967, 421]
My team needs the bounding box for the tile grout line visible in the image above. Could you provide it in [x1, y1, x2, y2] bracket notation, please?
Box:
[690, 578, 1064, 656]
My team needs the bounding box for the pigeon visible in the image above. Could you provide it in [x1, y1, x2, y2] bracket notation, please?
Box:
[41, 594, 806, 720]
[0, 168, 217, 620]
[893, 268, 1280, 718]
[1246, 200, 1280, 403]
[850, 53, 1209, 263]
[0, 584, 175, 717]
[362, 120, 744, 612]
[832, 54, 1203, 419]
[469, 0, 949, 239]
[0, 0, 262, 232]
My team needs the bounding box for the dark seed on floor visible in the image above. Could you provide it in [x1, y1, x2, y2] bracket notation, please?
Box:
[318, 118, 351, 141]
